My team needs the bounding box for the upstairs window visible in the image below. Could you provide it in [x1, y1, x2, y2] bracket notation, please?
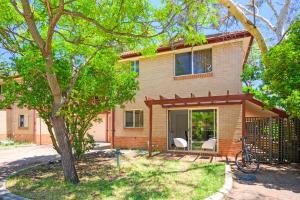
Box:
[175, 52, 192, 76]
[125, 110, 143, 128]
[131, 60, 139, 75]
[175, 48, 212, 76]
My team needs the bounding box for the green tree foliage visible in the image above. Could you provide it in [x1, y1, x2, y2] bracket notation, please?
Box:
[242, 18, 300, 117]
[263, 18, 300, 117]
[0, 47, 138, 158]
[0, 0, 218, 183]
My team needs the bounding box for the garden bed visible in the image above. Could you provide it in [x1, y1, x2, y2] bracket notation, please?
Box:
[6, 151, 225, 200]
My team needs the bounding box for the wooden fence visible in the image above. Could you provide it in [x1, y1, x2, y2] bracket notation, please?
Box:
[245, 117, 300, 163]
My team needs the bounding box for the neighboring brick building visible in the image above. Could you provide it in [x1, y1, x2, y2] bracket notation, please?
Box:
[0, 31, 285, 156]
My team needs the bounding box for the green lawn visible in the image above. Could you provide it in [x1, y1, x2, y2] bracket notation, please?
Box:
[6, 152, 225, 200]
[0, 139, 32, 148]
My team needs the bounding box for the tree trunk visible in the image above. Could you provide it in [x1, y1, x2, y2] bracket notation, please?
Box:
[45, 120, 61, 155]
[51, 115, 79, 184]
[219, 0, 268, 54]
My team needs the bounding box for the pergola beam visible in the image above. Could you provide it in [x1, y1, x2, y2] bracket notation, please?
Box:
[162, 101, 242, 108]
[145, 93, 253, 106]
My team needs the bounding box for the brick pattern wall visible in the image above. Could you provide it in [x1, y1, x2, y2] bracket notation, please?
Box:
[35, 134, 53, 145]
[219, 139, 242, 156]
[114, 136, 166, 151]
[14, 133, 34, 143]
[218, 104, 243, 156]
[114, 40, 249, 154]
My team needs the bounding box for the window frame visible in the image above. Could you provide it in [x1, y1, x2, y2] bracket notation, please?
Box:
[124, 109, 144, 128]
[174, 48, 212, 77]
[131, 60, 140, 75]
[19, 114, 26, 128]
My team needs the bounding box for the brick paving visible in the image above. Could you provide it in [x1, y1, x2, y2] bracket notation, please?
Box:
[227, 163, 300, 200]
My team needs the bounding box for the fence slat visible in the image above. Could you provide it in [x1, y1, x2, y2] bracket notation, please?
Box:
[246, 117, 300, 164]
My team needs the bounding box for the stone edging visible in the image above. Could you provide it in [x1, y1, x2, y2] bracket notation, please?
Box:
[205, 164, 233, 200]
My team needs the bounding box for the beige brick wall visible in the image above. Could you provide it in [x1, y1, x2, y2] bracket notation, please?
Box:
[114, 38, 250, 152]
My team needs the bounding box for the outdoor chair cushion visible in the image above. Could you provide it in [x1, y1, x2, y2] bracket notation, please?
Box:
[202, 138, 216, 150]
[173, 138, 188, 148]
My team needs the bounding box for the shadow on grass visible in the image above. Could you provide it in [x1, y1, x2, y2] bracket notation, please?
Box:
[8, 157, 224, 200]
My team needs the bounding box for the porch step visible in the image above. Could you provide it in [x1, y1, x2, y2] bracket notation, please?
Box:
[93, 142, 111, 150]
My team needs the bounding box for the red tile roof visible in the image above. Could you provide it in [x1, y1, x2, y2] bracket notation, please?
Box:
[121, 30, 252, 59]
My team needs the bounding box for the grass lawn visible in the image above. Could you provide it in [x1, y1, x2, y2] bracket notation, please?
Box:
[6, 151, 225, 200]
[0, 139, 32, 148]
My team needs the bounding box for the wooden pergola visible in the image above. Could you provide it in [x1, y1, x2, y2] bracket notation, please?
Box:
[144, 91, 264, 157]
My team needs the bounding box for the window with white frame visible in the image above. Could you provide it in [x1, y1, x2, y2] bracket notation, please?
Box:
[125, 110, 143, 128]
[175, 48, 212, 76]
[131, 60, 139, 74]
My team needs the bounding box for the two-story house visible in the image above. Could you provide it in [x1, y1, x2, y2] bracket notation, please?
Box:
[110, 30, 285, 156]
[0, 31, 285, 157]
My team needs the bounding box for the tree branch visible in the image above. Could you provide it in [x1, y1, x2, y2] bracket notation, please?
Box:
[0, 27, 34, 43]
[238, 3, 276, 32]
[266, 0, 279, 19]
[11, 0, 24, 16]
[64, 48, 101, 100]
[275, 0, 291, 39]
[45, 0, 64, 54]
[19, 0, 45, 51]
[54, 30, 106, 48]
[219, 0, 268, 54]
[63, 9, 170, 38]
[44, 0, 53, 17]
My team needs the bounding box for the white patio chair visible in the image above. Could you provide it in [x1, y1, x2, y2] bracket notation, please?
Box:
[202, 138, 216, 151]
[173, 138, 188, 150]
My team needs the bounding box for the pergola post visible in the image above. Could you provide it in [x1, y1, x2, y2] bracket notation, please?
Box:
[242, 100, 246, 137]
[112, 109, 115, 149]
[105, 112, 109, 142]
[148, 104, 153, 157]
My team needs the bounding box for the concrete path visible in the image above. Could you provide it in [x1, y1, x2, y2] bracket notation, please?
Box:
[227, 164, 300, 200]
[0, 143, 112, 199]
[0, 145, 59, 200]
[0, 145, 59, 179]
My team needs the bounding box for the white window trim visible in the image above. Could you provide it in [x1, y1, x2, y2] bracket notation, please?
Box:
[124, 109, 144, 128]
[174, 48, 212, 77]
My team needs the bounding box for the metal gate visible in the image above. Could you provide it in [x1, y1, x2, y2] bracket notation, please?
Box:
[245, 117, 300, 163]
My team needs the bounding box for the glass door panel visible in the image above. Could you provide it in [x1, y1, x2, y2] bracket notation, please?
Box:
[168, 110, 189, 150]
[191, 109, 217, 151]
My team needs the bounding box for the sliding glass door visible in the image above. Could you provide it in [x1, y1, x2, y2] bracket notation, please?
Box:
[168, 109, 217, 152]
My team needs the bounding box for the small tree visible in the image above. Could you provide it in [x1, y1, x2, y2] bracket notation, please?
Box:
[1, 47, 138, 159]
[0, 0, 217, 183]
